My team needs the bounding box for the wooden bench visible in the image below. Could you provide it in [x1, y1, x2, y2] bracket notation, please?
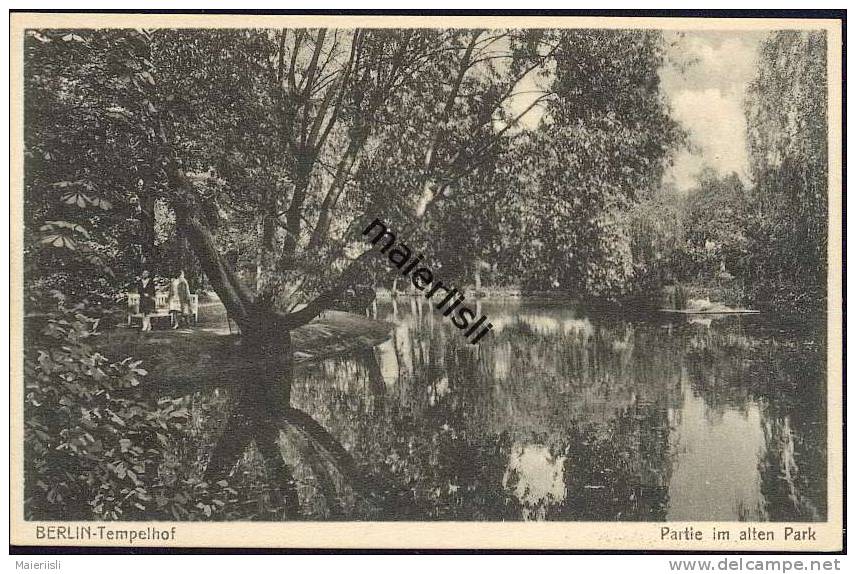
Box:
[126, 292, 199, 328]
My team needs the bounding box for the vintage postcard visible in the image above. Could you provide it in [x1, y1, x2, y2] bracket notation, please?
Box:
[9, 12, 844, 551]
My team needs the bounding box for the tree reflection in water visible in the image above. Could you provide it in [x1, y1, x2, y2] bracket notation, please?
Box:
[274, 299, 826, 521]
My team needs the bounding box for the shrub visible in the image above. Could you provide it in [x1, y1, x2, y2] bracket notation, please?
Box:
[23, 297, 242, 520]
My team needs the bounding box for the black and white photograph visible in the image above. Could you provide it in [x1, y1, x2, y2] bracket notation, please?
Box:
[9, 12, 844, 552]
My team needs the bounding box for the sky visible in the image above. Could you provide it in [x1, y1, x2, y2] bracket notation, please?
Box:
[659, 30, 768, 192]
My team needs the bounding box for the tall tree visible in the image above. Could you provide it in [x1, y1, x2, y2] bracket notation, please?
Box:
[744, 30, 828, 311]
[495, 30, 684, 296]
[682, 168, 750, 281]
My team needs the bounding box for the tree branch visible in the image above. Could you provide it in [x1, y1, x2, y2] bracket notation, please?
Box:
[280, 247, 376, 328]
[170, 170, 255, 322]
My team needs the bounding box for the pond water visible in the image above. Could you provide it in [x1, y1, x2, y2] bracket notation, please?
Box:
[289, 298, 827, 522]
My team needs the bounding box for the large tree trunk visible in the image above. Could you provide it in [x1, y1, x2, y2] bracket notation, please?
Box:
[171, 173, 254, 323]
[198, 326, 383, 516]
[167, 173, 300, 510]
[203, 328, 300, 515]
[167, 168, 383, 516]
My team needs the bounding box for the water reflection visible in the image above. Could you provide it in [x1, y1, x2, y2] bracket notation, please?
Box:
[288, 299, 827, 521]
[503, 443, 566, 520]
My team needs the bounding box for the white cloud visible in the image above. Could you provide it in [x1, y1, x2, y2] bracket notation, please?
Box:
[675, 35, 759, 94]
[661, 31, 765, 191]
[669, 87, 749, 189]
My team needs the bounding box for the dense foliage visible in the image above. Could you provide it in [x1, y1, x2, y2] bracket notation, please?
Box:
[743, 31, 828, 313]
[23, 297, 250, 520]
[23, 28, 828, 311]
[499, 31, 684, 296]
[24, 28, 688, 305]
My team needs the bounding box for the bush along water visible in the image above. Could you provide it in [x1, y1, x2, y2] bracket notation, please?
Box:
[23, 295, 252, 521]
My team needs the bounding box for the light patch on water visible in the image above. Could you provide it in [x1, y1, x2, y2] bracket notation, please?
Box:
[376, 338, 401, 386]
[516, 314, 594, 337]
[487, 315, 514, 333]
[503, 443, 567, 520]
[519, 314, 561, 333]
[666, 367, 765, 520]
[492, 341, 511, 380]
[563, 317, 594, 337]
[428, 377, 450, 406]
